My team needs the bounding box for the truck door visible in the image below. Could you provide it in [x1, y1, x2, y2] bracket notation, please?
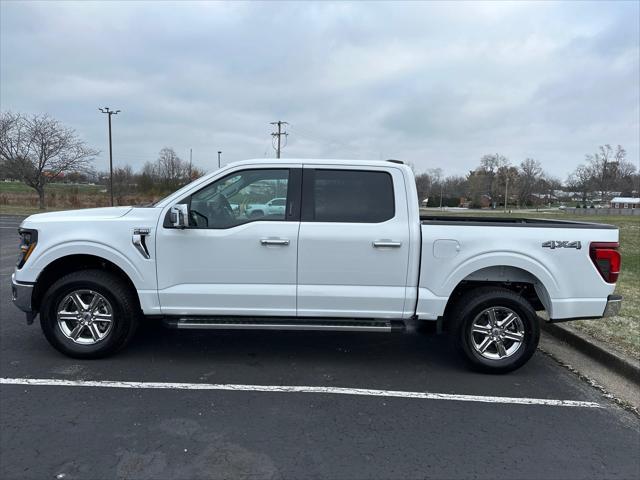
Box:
[156, 167, 301, 316]
[297, 166, 411, 318]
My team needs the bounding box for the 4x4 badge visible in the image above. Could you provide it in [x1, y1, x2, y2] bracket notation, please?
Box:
[542, 241, 582, 250]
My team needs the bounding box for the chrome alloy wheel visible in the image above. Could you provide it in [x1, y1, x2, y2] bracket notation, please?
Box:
[469, 306, 525, 360]
[56, 290, 114, 345]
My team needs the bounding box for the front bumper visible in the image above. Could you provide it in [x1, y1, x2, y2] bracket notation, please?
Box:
[602, 294, 622, 318]
[11, 273, 36, 323]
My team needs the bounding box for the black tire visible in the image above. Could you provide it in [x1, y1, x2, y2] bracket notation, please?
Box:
[40, 269, 140, 358]
[449, 287, 540, 373]
[249, 210, 264, 218]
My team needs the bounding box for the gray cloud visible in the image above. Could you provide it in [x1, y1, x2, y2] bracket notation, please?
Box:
[1, 1, 638, 178]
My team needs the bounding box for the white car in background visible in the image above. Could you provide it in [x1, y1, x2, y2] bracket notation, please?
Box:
[245, 197, 287, 218]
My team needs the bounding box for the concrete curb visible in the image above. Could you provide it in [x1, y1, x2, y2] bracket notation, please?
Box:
[541, 321, 640, 385]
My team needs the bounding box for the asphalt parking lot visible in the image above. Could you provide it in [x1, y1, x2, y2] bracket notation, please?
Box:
[1, 214, 639, 480]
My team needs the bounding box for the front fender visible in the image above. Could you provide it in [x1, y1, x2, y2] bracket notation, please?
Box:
[23, 240, 145, 289]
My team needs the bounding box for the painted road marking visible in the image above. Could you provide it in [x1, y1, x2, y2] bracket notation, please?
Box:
[0, 377, 601, 408]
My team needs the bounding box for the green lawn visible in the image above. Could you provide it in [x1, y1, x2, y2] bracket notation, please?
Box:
[0, 181, 104, 195]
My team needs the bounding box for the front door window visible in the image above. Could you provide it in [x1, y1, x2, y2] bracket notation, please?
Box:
[188, 169, 290, 228]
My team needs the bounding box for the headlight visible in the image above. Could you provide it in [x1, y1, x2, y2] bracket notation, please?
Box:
[17, 228, 38, 269]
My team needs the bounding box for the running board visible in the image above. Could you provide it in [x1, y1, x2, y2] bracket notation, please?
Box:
[164, 317, 406, 333]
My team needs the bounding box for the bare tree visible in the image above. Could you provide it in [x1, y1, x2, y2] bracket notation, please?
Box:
[476, 153, 511, 204]
[566, 164, 593, 204]
[585, 145, 633, 201]
[112, 165, 134, 204]
[414, 173, 432, 204]
[188, 165, 206, 181]
[517, 158, 544, 206]
[414, 168, 443, 205]
[479, 153, 509, 176]
[426, 168, 443, 185]
[156, 147, 187, 190]
[0, 112, 98, 209]
[442, 175, 468, 199]
[568, 145, 636, 203]
[494, 165, 519, 208]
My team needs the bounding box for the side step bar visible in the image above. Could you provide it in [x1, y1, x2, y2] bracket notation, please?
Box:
[164, 317, 406, 333]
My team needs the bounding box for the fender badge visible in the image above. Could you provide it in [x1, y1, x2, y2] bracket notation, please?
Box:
[542, 241, 581, 250]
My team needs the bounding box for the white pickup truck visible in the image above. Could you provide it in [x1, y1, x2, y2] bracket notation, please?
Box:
[12, 159, 622, 372]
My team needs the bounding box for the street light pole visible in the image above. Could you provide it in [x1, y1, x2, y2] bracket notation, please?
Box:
[504, 175, 509, 213]
[218, 151, 222, 169]
[98, 107, 120, 206]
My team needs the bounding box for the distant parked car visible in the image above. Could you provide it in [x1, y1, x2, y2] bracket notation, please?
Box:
[245, 197, 287, 218]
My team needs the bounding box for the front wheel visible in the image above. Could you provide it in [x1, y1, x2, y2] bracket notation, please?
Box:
[450, 287, 540, 373]
[40, 269, 140, 358]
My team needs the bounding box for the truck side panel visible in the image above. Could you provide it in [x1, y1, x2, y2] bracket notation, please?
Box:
[417, 224, 618, 320]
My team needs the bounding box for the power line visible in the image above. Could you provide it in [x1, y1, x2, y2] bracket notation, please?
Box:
[270, 121, 288, 158]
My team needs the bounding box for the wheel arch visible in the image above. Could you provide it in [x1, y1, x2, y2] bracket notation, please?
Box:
[442, 265, 553, 323]
[32, 254, 140, 313]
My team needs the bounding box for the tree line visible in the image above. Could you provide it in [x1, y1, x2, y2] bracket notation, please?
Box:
[1, 111, 638, 210]
[415, 148, 637, 209]
[109, 147, 206, 203]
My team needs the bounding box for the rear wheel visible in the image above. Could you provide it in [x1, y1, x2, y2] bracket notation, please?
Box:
[450, 287, 539, 373]
[40, 269, 140, 358]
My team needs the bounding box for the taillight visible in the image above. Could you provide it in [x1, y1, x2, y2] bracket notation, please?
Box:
[589, 242, 621, 283]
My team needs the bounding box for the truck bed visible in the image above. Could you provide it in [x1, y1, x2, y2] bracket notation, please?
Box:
[420, 215, 616, 229]
[417, 213, 618, 321]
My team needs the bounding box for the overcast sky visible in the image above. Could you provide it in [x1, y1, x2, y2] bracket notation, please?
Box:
[1, 1, 638, 179]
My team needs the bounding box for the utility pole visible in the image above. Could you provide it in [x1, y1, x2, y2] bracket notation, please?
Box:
[439, 183, 444, 210]
[217, 151, 222, 169]
[98, 107, 120, 206]
[270, 121, 288, 158]
[189, 148, 192, 179]
[504, 175, 509, 213]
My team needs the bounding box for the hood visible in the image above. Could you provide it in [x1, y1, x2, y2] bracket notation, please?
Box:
[22, 206, 133, 226]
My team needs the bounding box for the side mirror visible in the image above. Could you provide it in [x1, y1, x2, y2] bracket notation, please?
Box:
[170, 204, 189, 228]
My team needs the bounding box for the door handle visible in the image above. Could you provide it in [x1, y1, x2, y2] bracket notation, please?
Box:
[260, 238, 290, 246]
[373, 240, 402, 248]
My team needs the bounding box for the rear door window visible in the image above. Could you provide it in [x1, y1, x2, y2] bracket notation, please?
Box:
[303, 169, 395, 223]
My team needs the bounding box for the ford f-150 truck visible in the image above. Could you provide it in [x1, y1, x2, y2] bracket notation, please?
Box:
[11, 159, 622, 372]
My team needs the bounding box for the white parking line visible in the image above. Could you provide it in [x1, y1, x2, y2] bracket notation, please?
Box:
[0, 377, 602, 408]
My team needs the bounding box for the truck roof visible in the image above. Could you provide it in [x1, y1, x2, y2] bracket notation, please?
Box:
[222, 158, 406, 169]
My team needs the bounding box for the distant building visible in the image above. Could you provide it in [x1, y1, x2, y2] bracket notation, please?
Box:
[610, 197, 640, 209]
